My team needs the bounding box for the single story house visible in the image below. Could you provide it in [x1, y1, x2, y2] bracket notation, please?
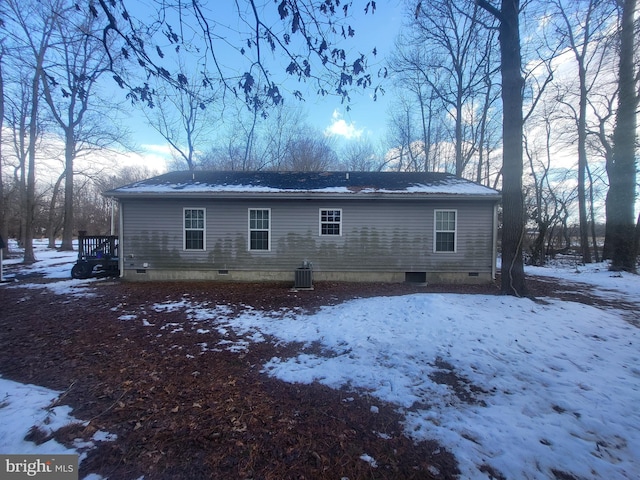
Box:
[105, 171, 501, 284]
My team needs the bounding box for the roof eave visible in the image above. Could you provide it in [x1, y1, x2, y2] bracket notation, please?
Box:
[105, 191, 501, 201]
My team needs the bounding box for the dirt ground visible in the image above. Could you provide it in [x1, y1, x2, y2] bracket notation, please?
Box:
[0, 276, 632, 479]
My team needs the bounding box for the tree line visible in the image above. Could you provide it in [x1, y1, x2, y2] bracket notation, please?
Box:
[0, 0, 638, 295]
[389, 0, 638, 292]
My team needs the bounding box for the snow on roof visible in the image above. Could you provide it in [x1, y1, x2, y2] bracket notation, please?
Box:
[105, 171, 500, 198]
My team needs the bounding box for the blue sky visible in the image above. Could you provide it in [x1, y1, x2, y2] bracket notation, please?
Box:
[120, 1, 405, 164]
[298, 1, 405, 140]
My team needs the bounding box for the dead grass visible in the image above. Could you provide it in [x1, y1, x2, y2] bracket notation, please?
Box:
[1, 276, 630, 479]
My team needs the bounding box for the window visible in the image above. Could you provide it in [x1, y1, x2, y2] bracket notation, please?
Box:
[184, 208, 205, 250]
[249, 208, 270, 251]
[434, 210, 456, 252]
[320, 209, 342, 236]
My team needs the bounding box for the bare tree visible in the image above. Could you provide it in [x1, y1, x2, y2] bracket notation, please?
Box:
[92, 1, 380, 115]
[261, 105, 308, 171]
[385, 98, 414, 172]
[39, 4, 120, 250]
[388, 43, 439, 171]
[524, 100, 569, 265]
[235, 104, 265, 172]
[283, 134, 338, 172]
[76, 165, 157, 235]
[550, 0, 617, 264]
[477, 0, 527, 296]
[45, 170, 65, 248]
[474, 50, 502, 186]
[0, 42, 7, 257]
[144, 62, 220, 171]
[198, 102, 310, 172]
[394, 0, 497, 178]
[1, 0, 60, 263]
[340, 139, 383, 172]
[385, 94, 446, 172]
[4, 75, 31, 248]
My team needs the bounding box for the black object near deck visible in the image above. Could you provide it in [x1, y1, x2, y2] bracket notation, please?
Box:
[71, 231, 119, 279]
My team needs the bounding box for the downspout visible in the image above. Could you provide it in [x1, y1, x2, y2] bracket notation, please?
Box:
[110, 199, 115, 235]
[118, 200, 124, 278]
[492, 202, 498, 280]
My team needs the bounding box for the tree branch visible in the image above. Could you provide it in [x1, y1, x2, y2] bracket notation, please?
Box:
[476, 0, 502, 22]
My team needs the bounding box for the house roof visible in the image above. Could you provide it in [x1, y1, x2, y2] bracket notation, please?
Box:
[105, 171, 501, 200]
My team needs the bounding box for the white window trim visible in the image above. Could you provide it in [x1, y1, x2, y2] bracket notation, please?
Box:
[183, 207, 206, 251]
[433, 209, 457, 253]
[248, 208, 271, 251]
[319, 208, 343, 236]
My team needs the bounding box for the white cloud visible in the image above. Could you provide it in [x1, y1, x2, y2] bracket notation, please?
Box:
[140, 143, 174, 156]
[120, 147, 169, 172]
[80, 145, 169, 175]
[324, 109, 364, 139]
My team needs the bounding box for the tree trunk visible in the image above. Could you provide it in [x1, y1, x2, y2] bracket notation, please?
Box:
[419, 90, 433, 172]
[577, 67, 592, 263]
[455, 90, 464, 177]
[19, 2, 55, 264]
[24, 64, 44, 264]
[602, 187, 614, 259]
[60, 127, 75, 251]
[18, 146, 27, 249]
[608, 0, 637, 272]
[587, 164, 600, 262]
[477, 0, 527, 295]
[48, 173, 65, 249]
[497, 0, 527, 295]
[476, 75, 493, 185]
[530, 221, 549, 266]
[634, 211, 640, 262]
[0, 50, 7, 258]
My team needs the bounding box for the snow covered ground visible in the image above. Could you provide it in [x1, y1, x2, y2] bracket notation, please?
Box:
[1, 242, 639, 479]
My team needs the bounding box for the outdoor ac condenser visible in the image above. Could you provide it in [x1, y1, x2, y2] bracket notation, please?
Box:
[294, 264, 313, 289]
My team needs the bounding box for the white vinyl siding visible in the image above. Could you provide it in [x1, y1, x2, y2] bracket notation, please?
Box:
[184, 208, 205, 250]
[121, 198, 495, 276]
